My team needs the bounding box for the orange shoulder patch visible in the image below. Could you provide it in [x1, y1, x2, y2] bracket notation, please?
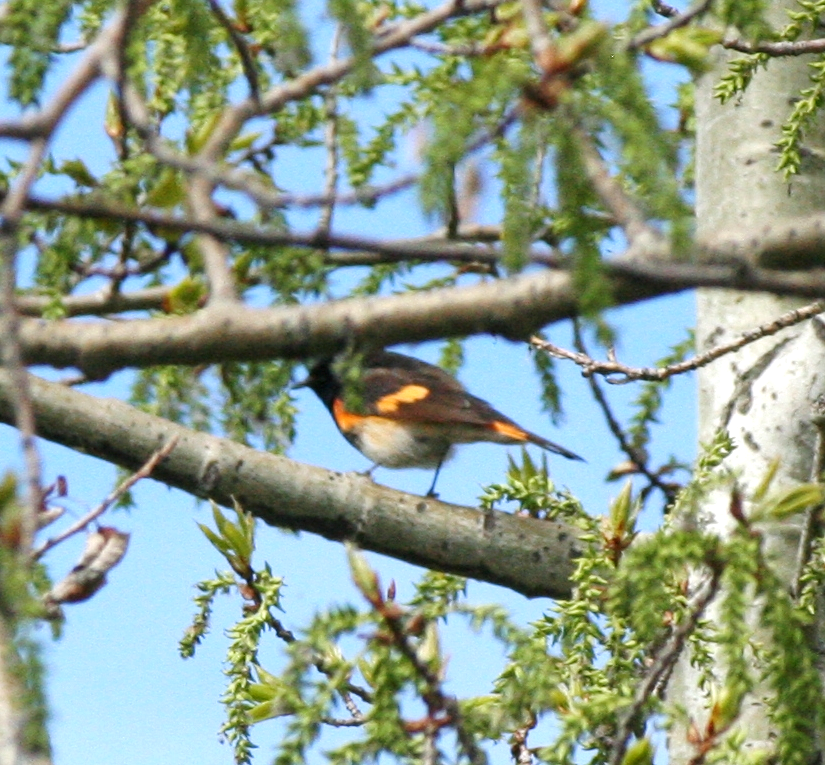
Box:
[489, 420, 529, 442]
[332, 397, 366, 432]
[374, 384, 430, 414]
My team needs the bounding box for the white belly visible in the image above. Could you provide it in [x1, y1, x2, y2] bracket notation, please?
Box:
[345, 418, 454, 468]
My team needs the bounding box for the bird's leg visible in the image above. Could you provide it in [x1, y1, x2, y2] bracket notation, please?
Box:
[359, 464, 379, 481]
[425, 458, 445, 498]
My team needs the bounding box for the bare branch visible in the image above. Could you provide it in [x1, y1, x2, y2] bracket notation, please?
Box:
[608, 567, 723, 765]
[722, 37, 825, 56]
[197, 0, 510, 162]
[409, 38, 488, 56]
[32, 437, 179, 560]
[318, 27, 343, 236]
[14, 285, 171, 318]
[520, 0, 554, 65]
[0, 139, 48, 549]
[628, 0, 713, 51]
[206, 0, 261, 103]
[572, 126, 660, 245]
[534, 300, 825, 383]
[0, 9, 132, 139]
[3, 270, 623, 375]
[0, 370, 583, 600]
[14, 253, 825, 379]
[510, 715, 537, 765]
[564, 325, 679, 505]
[361, 579, 484, 765]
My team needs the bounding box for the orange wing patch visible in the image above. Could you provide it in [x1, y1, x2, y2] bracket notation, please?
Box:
[489, 420, 529, 442]
[374, 384, 430, 414]
[332, 398, 366, 432]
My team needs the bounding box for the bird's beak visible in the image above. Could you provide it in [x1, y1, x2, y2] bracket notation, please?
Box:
[290, 375, 311, 390]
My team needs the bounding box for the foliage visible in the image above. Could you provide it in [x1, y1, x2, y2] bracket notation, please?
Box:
[3, 0, 825, 764]
[714, 0, 825, 178]
[178, 445, 825, 765]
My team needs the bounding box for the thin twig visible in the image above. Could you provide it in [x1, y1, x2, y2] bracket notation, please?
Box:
[318, 26, 343, 236]
[628, 0, 713, 50]
[0, 9, 132, 140]
[572, 125, 661, 245]
[320, 715, 366, 727]
[206, 0, 261, 103]
[510, 714, 537, 765]
[723, 37, 825, 56]
[4, 189, 561, 264]
[534, 300, 825, 384]
[17, 189, 825, 300]
[792, 398, 825, 598]
[14, 284, 172, 317]
[375, 602, 485, 765]
[0, 139, 50, 550]
[196, 0, 510, 163]
[607, 568, 723, 765]
[102, 29, 240, 304]
[567, 324, 680, 505]
[32, 437, 179, 560]
[520, 0, 553, 64]
[409, 38, 488, 55]
[422, 722, 441, 765]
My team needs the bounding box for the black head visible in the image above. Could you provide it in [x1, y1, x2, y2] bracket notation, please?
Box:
[293, 358, 340, 409]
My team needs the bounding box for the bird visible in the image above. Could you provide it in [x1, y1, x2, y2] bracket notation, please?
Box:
[295, 349, 584, 497]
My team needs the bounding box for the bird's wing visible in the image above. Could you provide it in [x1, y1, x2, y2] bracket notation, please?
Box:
[354, 353, 584, 461]
[360, 363, 510, 427]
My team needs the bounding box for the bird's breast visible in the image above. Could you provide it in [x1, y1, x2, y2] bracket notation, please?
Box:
[340, 416, 453, 469]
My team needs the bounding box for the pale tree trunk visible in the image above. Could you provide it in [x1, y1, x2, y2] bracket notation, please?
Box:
[667, 2, 825, 762]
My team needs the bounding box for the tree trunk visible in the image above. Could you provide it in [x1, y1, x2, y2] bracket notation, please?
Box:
[668, 3, 825, 762]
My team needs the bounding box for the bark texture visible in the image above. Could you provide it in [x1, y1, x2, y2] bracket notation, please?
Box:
[668, 5, 825, 762]
[0, 371, 581, 600]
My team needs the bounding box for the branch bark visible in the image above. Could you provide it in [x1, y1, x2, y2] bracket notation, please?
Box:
[16, 254, 825, 377]
[0, 371, 581, 600]
[668, 3, 825, 760]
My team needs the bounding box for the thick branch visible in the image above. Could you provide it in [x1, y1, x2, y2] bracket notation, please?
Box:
[0, 371, 580, 600]
[15, 255, 825, 377]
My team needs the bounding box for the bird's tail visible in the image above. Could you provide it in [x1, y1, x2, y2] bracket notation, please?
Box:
[488, 420, 584, 462]
[526, 432, 585, 462]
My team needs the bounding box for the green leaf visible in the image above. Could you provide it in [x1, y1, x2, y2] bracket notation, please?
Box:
[647, 27, 723, 73]
[145, 168, 186, 208]
[766, 484, 825, 520]
[620, 737, 654, 765]
[58, 159, 99, 188]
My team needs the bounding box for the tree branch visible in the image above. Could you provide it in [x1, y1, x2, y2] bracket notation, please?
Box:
[627, 0, 713, 51]
[13, 285, 171, 318]
[533, 300, 825, 383]
[0, 138, 48, 547]
[0, 8, 132, 140]
[15, 254, 825, 377]
[32, 437, 178, 560]
[197, 0, 509, 162]
[0, 371, 582, 600]
[722, 37, 825, 56]
[14, 188, 825, 271]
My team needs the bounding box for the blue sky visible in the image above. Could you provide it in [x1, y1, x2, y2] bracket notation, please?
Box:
[0, 1, 697, 762]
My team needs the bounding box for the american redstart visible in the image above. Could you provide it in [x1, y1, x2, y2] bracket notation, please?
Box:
[296, 350, 584, 497]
